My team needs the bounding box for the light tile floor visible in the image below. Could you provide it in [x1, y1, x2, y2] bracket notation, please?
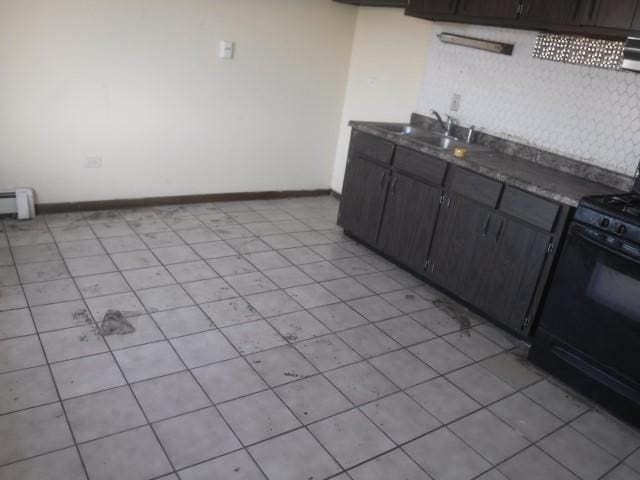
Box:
[0, 195, 638, 480]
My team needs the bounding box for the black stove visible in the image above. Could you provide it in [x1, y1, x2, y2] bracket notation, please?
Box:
[530, 190, 640, 427]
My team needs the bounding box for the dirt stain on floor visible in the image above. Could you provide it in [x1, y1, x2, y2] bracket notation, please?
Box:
[432, 298, 473, 334]
[99, 310, 135, 336]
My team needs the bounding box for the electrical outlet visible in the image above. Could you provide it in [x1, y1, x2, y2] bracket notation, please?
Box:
[85, 157, 102, 168]
[450, 93, 461, 112]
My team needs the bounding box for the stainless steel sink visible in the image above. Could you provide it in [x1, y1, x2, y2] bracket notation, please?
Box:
[379, 124, 462, 150]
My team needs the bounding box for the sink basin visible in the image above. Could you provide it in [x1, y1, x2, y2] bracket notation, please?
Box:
[379, 124, 461, 150]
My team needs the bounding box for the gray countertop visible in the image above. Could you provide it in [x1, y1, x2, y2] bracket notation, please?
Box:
[349, 121, 622, 207]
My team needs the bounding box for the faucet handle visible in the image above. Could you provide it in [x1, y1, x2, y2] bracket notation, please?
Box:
[466, 125, 476, 144]
[445, 114, 457, 124]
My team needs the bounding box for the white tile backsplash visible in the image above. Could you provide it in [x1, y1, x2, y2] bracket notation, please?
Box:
[418, 24, 640, 177]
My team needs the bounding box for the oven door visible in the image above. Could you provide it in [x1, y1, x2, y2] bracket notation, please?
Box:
[539, 222, 640, 385]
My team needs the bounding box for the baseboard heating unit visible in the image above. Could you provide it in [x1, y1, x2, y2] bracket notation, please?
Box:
[0, 188, 35, 220]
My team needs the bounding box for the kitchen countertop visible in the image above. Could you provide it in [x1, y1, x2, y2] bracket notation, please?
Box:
[349, 120, 622, 207]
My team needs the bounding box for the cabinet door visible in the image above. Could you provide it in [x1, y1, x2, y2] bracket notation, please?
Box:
[427, 194, 494, 298]
[576, 0, 637, 28]
[520, 0, 570, 23]
[482, 215, 551, 333]
[458, 0, 521, 19]
[378, 173, 442, 273]
[408, 0, 458, 15]
[339, 155, 389, 246]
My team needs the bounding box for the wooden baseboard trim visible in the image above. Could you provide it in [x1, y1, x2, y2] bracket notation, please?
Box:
[37, 189, 332, 214]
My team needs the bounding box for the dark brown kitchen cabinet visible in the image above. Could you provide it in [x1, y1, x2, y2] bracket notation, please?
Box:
[519, 0, 571, 24]
[458, 0, 521, 19]
[406, 0, 458, 16]
[339, 155, 389, 246]
[377, 173, 442, 272]
[576, 0, 638, 29]
[482, 215, 552, 332]
[426, 194, 493, 298]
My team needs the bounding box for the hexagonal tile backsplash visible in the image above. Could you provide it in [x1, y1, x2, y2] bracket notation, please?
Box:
[417, 24, 640, 177]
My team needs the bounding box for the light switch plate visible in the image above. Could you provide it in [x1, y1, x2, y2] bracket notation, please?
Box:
[219, 41, 235, 60]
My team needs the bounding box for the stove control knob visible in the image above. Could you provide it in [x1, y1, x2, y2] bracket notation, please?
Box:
[615, 224, 628, 235]
[599, 217, 611, 228]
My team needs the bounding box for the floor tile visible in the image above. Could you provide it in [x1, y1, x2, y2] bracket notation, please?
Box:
[79, 426, 172, 480]
[249, 428, 340, 480]
[309, 302, 368, 332]
[331, 257, 377, 276]
[277, 246, 324, 265]
[571, 410, 640, 459]
[110, 250, 160, 270]
[268, 310, 329, 343]
[285, 283, 340, 309]
[262, 266, 314, 288]
[247, 345, 317, 387]
[326, 361, 398, 405]
[137, 284, 194, 312]
[626, 449, 640, 473]
[604, 464, 640, 480]
[348, 448, 431, 480]
[75, 271, 130, 298]
[171, 330, 237, 368]
[140, 231, 185, 249]
[275, 374, 351, 424]
[0, 335, 46, 373]
[41, 324, 107, 363]
[201, 297, 261, 328]
[101, 235, 147, 254]
[103, 314, 164, 350]
[409, 338, 474, 374]
[354, 272, 404, 294]
[539, 426, 619, 480]
[166, 260, 218, 283]
[523, 380, 590, 422]
[381, 289, 432, 314]
[321, 277, 373, 301]
[443, 330, 503, 361]
[369, 349, 438, 389]
[446, 364, 515, 405]
[132, 371, 211, 422]
[64, 386, 146, 442]
[498, 446, 581, 480]
[310, 244, 353, 260]
[489, 392, 564, 442]
[0, 308, 35, 339]
[0, 402, 74, 465]
[361, 391, 441, 444]
[114, 341, 185, 382]
[0, 366, 58, 415]
[338, 324, 400, 358]
[410, 307, 469, 336]
[66, 255, 116, 277]
[91, 221, 135, 238]
[309, 409, 394, 469]
[472, 323, 518, 350]
[294, 334, 362, 371]
[0, 447, 85, 480]
[86, 292, 146, 321]
[152, 306, 214, 338]
[178, 449, 265, 480]
[450, 409, 530, 464]
[218, 390, 301, 445]
[51, 352, 126, 399]
[404, 427, 491, 480]
[244, 251, 291, 270]
[153, 245, 200, 265]
[480, 352, 543, 389]
[291, 231, 332, 246]
[225, 272, 278, 296]
[406, 377, 480, 424]
[193, 357, 267, 404]
[154, 407, 241, 470]
[17, 261, 68, 284]
[23, 279, 80, 306]
[299, 261, 348, 282]
[226, 237, 272, 255]
[347, 295, 403, 322]
[12, 243, 61, 264]
[51, 225, 95, 242]
[223, 320, 287, 354]
[207, 255, 256, 276]
[244, 290, 301, 318]
[123, 266, 175, 290]
[176, 228, 220, 245]
[0, 285, 28, 311]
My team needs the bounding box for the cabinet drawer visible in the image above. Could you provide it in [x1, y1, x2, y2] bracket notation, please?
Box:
[393, 147, 448, 185]
[450, 168, 503, 208]
[499, 186, 560, 232]
[350, 131, 395, 165]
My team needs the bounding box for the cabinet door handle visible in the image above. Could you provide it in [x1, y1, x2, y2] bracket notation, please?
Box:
[495, 219, 505, 243]
[391, 177, 399, 195]
[423, 259, 429, 271]
[482, 214, 492, 236]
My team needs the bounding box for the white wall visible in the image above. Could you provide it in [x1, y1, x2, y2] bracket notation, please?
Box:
[0, 0, 357, 204]
[419, 23, 640, 177]
[331, 7, 432, 193]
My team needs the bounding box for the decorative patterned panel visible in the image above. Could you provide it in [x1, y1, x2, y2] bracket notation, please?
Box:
[418, 24, 640, 177]
[533, 33, 624, 70]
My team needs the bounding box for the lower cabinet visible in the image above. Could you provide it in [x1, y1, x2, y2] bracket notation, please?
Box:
[339, 155, 390, 246]
[377, 172, 442, 272]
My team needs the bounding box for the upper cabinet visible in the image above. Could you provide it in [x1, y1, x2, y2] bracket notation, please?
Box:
[406, 0, 640, 37]
[334, 0, 406, 6]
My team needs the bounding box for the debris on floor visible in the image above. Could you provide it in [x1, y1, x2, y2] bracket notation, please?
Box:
[100, 310, 135, 336]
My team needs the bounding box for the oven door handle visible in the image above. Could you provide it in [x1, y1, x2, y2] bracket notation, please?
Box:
[573, 228, 640, 265]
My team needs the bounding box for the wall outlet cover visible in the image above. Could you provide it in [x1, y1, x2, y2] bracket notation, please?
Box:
[450, 93, 461, 112]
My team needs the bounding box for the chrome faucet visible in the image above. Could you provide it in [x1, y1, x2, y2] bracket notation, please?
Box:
[431, 110, 456, 137]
